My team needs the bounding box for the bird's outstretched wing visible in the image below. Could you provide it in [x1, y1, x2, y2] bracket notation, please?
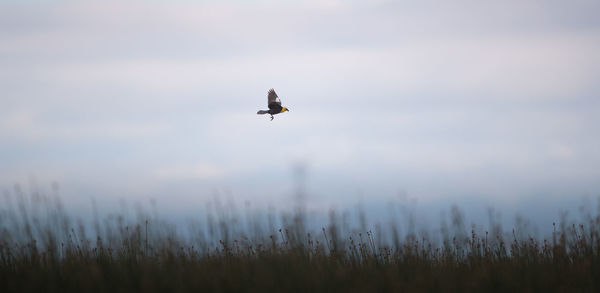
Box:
[267, 88, 281, 107]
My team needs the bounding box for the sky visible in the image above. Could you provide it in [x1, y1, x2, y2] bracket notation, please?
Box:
[1, 0, 600, 228]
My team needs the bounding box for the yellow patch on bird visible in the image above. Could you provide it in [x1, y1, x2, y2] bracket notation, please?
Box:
[281, 107, 287, 113]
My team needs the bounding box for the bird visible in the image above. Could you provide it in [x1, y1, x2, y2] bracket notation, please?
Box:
[257, 88, 289, 121]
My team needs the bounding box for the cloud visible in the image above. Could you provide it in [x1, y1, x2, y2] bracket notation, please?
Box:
[1, 0, 599, 208]
[154, 162, 224, 181]
[0, 108, 171, 143]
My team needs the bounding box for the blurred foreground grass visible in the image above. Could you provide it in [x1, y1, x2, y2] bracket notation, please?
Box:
[1, 187, 599, 292]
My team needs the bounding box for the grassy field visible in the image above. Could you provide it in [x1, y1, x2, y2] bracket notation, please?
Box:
[1, 189, 599, 292]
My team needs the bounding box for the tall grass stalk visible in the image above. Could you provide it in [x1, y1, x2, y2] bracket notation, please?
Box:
[1, 189, 599, 291]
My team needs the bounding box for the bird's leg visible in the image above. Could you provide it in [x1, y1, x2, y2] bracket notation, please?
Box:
[270, 114, 274, 121]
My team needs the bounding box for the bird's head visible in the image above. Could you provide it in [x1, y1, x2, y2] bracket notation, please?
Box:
[282, 107, 289, 112]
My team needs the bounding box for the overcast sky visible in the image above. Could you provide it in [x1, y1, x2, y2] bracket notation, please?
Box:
[1, 0, 600, 222]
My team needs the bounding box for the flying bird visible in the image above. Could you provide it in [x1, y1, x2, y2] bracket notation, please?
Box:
[257, 88, 289, 121]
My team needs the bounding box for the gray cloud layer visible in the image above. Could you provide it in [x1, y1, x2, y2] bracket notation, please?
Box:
[1, 0, 599, 211]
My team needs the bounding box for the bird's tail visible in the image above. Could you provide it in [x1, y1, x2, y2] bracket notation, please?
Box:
[257, 110, 269, 115]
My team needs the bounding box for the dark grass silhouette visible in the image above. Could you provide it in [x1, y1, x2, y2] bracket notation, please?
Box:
[1, 187, 599, 292]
